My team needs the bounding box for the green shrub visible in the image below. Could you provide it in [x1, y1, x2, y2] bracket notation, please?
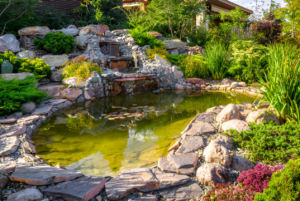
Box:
[178, 55, 208, 78]
[223, 121, 300, 165]
[33, 31, 75, 54]
[204, 41, 231, 80]
[259, 43, 300, 123]
[188, 27, 208, 47]
[130, 26, 165, 48]
[0, 51, 51, 77]
[228, 40, 269, 84]
[62, 61, 103, 85]
[0, 76, 49, 115]
[254, 159, 300, 201]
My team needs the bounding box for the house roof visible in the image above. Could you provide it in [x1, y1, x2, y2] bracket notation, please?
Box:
[206, 0, 253, 15]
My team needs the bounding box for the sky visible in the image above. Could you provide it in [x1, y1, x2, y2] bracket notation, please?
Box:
[230, 0, 286, 14]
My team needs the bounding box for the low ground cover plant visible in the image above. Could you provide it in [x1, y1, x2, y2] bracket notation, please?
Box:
[0, 51, 51, 77]
[62, 61, 103, 85]
[228, 40, 269, 84]
[254, 159, 300, 201]
[259, 43, 300, 123]
[202, 182, 257, 201]
[130, 26, 165, 48]
[0, 76, 49, 115]
[237, 164, 283, 193]
[34, 31, 75, 54]
[223, 121, 300, 165]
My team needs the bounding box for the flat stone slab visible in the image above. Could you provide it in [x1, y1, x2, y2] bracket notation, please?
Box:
[195, 113, 214, 123]
[0, 118, 17, 124]
[48, 99, 68, 105]
[10, 165, 84, 185]
[129, 195, 157, 201]
[17, 115, 40, 125]
[0, 162, 17, 173]
[0, 137, 20, 156]
[185, 122, 215, 136]
[38, 83, 65, 96]
[158, 153, 198, 175]
[32, 104, 53, 115]
[43, 176, 106, 201]
[105, 168, 190, 200]
[158, 180, 204, 201]
[176, 136, 205, 154]
[7, 188, 43, 201]
[1, 123, 26, 138]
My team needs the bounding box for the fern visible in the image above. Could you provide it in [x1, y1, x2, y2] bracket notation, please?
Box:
[130, 26, 165, 48]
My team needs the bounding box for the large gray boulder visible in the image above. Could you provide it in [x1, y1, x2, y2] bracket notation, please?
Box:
[222, 119, 250, 132]
[0, 34, 20, 52]
[203, 141, 232, 168]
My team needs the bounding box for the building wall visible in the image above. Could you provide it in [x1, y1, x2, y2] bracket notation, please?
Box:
[40, 0, 82, 16]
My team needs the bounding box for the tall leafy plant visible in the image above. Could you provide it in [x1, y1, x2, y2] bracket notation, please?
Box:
[259, 43, 300, 122]
[204, 41, 231, 80]
[130, 26, 165, 48]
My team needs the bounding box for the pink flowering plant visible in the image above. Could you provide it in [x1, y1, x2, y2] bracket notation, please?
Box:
[203, 164, 283, 200]
[237, 164, 283, 193]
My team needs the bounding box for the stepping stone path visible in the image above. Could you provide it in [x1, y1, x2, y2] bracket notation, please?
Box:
[105, 168, 190, 200]
[10, 165, 84, 185]
[43, 176, 106, 201]
[0, 136, 20, 156]
[158, 153, 198, 175]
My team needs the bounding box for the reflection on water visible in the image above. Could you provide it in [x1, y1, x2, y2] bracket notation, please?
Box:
[32, 91, 255, 176]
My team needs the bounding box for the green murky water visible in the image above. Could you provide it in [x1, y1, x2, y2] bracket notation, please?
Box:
[32, 91, 254, 177]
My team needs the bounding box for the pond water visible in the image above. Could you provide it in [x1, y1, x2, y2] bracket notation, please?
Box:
[32, 91, 255, 177]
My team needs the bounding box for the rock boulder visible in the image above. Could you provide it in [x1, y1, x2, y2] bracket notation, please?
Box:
[222, 119, 250, 132]
[203, 142, 232, 168]
[54, 88, 83, 102]
[7, 188, 43, 201]
[21, 102, 36, 114]
[216, 104, 242, 123]
[196, 163, 228, 187]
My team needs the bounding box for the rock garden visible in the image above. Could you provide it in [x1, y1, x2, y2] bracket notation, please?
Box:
[1, 0, 300, 200]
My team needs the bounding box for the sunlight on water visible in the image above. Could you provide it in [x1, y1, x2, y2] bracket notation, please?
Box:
[32, 91, 255, 176]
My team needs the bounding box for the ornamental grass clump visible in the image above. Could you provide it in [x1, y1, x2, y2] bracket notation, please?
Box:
[178, 55, 208, 78]
[237, 164, 283, 193]
[254, 159, 300, 201]
[259, 43, 300, 123]
[204, 41, 231, 80]
[223, 121, 300, 165]
[62, 61, 103, 85]
[130, 26, 165, 48]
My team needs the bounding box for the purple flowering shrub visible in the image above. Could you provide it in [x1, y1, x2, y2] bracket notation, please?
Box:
[202, 183, 257, 201]
[237, 164, 283, 193]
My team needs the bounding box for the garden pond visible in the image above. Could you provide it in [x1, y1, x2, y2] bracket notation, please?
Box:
[32, 91, 255, 177]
